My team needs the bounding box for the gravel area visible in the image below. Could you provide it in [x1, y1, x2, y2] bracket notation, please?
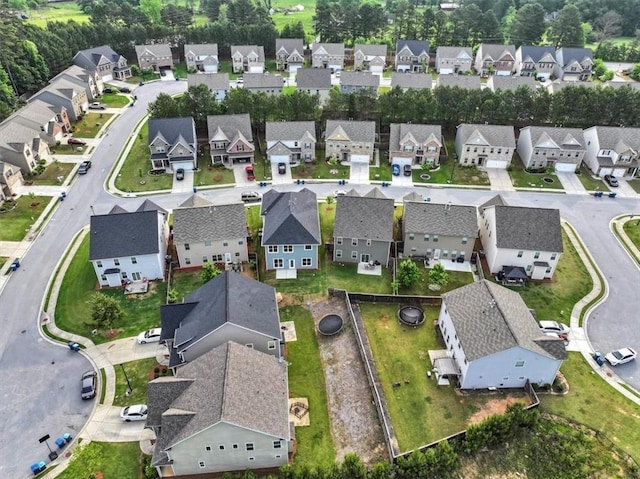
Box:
[309, 297, 387, 464]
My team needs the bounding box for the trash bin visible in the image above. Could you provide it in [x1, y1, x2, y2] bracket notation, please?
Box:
[63, 433, 73, 443]
[55, 437, 65, 449]
[593, 351, 604, 366]
[30, 461, 46, 475]
[10, 258, 20, 271]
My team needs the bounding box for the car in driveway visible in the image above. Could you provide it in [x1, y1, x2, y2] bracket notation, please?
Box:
[102, 87, 114, 94]
[67, 138, 86, 146]
[538, 320, 570, 339]
[81, 370, 97, 400]
[392, 164, 400, 176]
[137, 328, 162, 344]
[120, 404, 148, 422]
[604, 174, 619, 187]
[78, 160, 92, 174]
[119, 87, 132, 93]
[241, 191, 262, 203]
[176, 168, 185, 181]
[333, 189, 347, 198]
[245, 165, 255, 181]
[277, 162, 287, 175]
[404, 164, 412, 176]
[88, 102, 106, 110]
[605, 347, 637, 366]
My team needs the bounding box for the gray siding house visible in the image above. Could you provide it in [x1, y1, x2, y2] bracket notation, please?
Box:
[160, 271, 282, 368]
[583, 126, 640, 178]
[30, 78, 88, 121]
[173, 195, 248, 268]
[135, 44, 174, 71]
[438, 280, 567, 389]
[243, 73, 284, 95]
[455, 124, 516, 168]
[147, 342, 291, 477]
[395, 40, 430, 73]
[184, 43, 218, 72]
[353, 44, 387, 73]
[231, 45, 265, 73]
[325, 120, 376, 163]
[148, 117, 197, 171]
[73, 45, 131, 81]
[340, 71, 379, 94]
[265, 121, 316, 164]
[553, 48, 593, 81]
[435, 46, 473, 74]
[333, 188, 394, 265]
[389, 123, 442, 166]
[311, 43, 345, 71]
[50, 65, 103, 101]
[275, 38, 304, 73]
[515, 46, 556, 79]
[296, 68, 332, 104]
[403, 202, 477, 261]
[207, 114, 254, 166]
[517, 126, 586, 172]
[187, 72, 229, 101]
[261, 188, 321, 275]
[390, 72, 432, 90]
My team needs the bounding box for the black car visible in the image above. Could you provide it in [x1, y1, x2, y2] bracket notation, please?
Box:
[277, 162, 287, 175]
[81, 370, 97, 400]
[176, 168, 185, 181]
[604, 174, 619, 187]
[103, 87, 114, 94]
[119, 87, 132, 93]
[404, 164, 412, 176]
[78, 160, 92, 174]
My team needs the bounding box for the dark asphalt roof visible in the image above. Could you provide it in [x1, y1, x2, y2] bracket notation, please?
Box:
[89, 210, 160, 260]
[404, 202, 478, 238]
[261, 188, 320, 245]
[334, 194, 394, 241]
[173, 203, 246, 243]
[493, 205, 563, 252]
[148, 117, 196, 146]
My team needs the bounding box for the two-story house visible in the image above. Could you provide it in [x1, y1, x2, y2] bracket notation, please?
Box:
[231, 45, 265, 73]
[0, 120, 50, 174]
[395, 40, 430, 73]
[455, 124, 516, 168]
[148, 117, 197, 172]
[474, 44, 516, 76]
[275, 38, 305, 73]
[325, 120, 376, 163]
[517, 126, 586, 172]
[265, 121, 316, 165]
[486, 75, 537, 92]
[261, 188, 321, 276]
[187, 72, 229, 101]
[30, 78, 88, 121]
[403, 201, 478, 261]
[478, 199, 563, 280]
[311, 43, 345, 72]
[438, 280, 566, 389]
[50, 65, 103, 101]
[73, 45, 132, 81]
[0, 161, 24, 198]
[515, 46, 556, 80]
[243, 73, 284, 95]
[135, 44, 174, 72]
[435, 46, 473, 74]
[353, 44, 387, 73]
[333, 188, 394, 266]
[160, 271, 283, 367]
[436, 74, 481, 89]
[89, 202, 169, 288]
[147, 341, 291, 477]
[207, 114, 254, 166]
[390, 72, 433, 91]
[14, 99, 71, 146]
[553, 48, 593, 81]
[583, 126, 640, 178]
[340, 71, 379, 94]
[184, 43, 218, 72]
[295, 68, 332, 104]
[173, 196, 248, 268]
[389, 123, 442, 167]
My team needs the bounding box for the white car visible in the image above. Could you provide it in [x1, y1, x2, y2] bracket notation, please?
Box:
[333, 190, 347, 198]
[120, 404, 148, 422]
[538, 320, 570, 339]
[604, 347, 637, 366]
[137, 328, 162, 344]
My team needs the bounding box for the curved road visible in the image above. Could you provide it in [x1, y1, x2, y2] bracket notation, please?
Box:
[1, 80, 639, 477]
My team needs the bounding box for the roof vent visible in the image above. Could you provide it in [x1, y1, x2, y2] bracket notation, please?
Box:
[489, 299, 496, 308]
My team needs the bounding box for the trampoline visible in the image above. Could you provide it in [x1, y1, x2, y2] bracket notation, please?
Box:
[398, 305, 425, 326]
[318, 314, 344, 336]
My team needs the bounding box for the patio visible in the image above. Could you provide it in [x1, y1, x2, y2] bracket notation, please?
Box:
[426, 258, 473, 273]
[357, 261, 382, 276]
[123, 280, 148, 295]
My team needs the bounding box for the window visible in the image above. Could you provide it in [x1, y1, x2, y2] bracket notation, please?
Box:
[550, 253, 557, 261]
[268, 245, 278, 253]
[352, 238, 358, 246]
[273, 441, 282, 449]
[219, 445, 225, 450]
[121, 272, 128, 279]
[223, 242, 228, 247]
[302, 258, 312, 266]
[249, 457, 255, 461]
[199, 461, 206, 468]
[336, 250, 342, 258]
[304, 244, 312, 250]
[275, 454, 282, 459]
[526, 265, 532, 272]
[114, 259, 120, 266]
[185, 258, 191, 265]
[534, 251, 540, 259]
[96, 260, 103, 268]
[100, 275, 107, 282]
[515, 360, 525, 367]
[273, 258, 283, 268]
[424, 234, 429, 241]
[205, 446, 211, 451]
[433, 235, 438, 242]
[442, 250, 448, 258]
[268, 341, 277, 350]
[203, 256, 208, 263]
[246, 443, 254, 451]
[461, 237, 468, 245]
[546, 267, 552, 273]
[185, 243, 190, 250]
[336, 237, 343, 245]
[213, 254, 223, 262]
[517, 250, 523, 258]
[204, 241, 212, 247]
[351, 251, 358, 259]
[233, 444, 238, 449]
[246, 343, 254, 348]
[366, 239, 372, 246]
[408, 233, 415, 240]
[283, 245, 293, 253]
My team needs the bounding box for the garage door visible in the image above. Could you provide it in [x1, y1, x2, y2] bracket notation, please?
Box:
[204, 65, 217, 72]
[370, 65, 383, 74]
[249, 66, 263, 73]
[103, 74, 113, 82]
[485, 160, 508, 168]
[270, 154, 289, 164]
[171, 160, 194, 171]
[440, 68, 453, 75]
[351, 154, 370, 164]
[599, 167, 613, 177]
[392, 157, 411, 167]
[555, 162, 578, 172]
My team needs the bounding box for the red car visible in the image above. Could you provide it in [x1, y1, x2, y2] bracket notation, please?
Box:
[245, 165, 255, 181]
[67, 138, 87, 146]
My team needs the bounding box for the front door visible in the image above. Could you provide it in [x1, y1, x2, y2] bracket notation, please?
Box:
[289, 259, 295, 269]
[224, 253, 232, 263]
[433, 249, 441, 260]
[360, 253, 370, 263]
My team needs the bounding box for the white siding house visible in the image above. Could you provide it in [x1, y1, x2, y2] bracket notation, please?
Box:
[582, 126, 640, 178]
[517, 126, 586, 172]
[455, 124, 516, 169]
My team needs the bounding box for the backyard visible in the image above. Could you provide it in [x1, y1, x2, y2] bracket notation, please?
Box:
[397, 261, 474, 296]
[113, 357, 169, 407]
[24, 161, 74, 185]
[72, 112, 113, 138]
[54, 236, 167, 343]
[0, 195, 50, 241]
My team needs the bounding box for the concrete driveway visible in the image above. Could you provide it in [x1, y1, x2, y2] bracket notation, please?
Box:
[171, 169, 194, 194]
[91, 337, 164, 366]
[486, 168, 515, 191]
[614, 179, 638, 199]
[349, 162, 370, 184]
[82, 405, 153, 442]
[271, 162, 292, 185]
[160, 70, 175, 81]
[556, 172, 587, 194]
[233, 164, 256, 186]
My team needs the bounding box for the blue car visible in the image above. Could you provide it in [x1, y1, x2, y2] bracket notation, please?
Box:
[392, 164, 400, 176]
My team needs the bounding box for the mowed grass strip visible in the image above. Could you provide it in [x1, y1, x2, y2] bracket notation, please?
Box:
[623, 219, 640, 252]
[55, 441, 141, 479]
[0, 195, 50, 241]
[281, 305, 335, 466]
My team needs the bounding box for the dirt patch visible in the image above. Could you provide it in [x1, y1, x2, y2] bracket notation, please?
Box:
[467, 396, 530, 425]
[104, 329, 120, 340]
[309, 298, 386, 465]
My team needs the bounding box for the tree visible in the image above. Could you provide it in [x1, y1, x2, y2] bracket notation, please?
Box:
[594, 10, 622, 48]
[428, 263, 449, 287]
[88, 292, 125, 331]
[547, 4, 585, 48]
[397, 258, 420, 288]
[201, 263, 222, 283]
[509, 3, 546, 47]
[139, 0, 163, 24]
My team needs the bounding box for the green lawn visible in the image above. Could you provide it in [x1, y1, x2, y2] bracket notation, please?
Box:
[54, 236, 167, 343]
[24, 161, 74, 185]
[0, 196, 49, 241]
[217, 61, 244, 80]
[194, 158, 236, 187]
[51, 144, 88, 155]
[508, 154, 563, 190]
[27, 1, 89, 28]
[100, 92, 131, 107]
[627, 179, 640, 194]
[170, 269, 205, 302]
[623, 218, 640, 251]
[291, 155, 350, 181]
[370, 163, 392, 181]
[398, 262, 474, 296]
[114, 123, 174, 193]
[413, 158, 490, 187]
[280, 305, 335, 466]
[73, 112, 114, 138]
[576, 164, 610, 192]
[56, 441, 142, 479]
[270, 0, 316, 42]
[114, 358, 168, 407]
[173, 63, 188, 79]
[0, 257, 8, 270]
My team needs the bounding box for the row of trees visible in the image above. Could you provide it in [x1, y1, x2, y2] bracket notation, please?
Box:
[147, 82, 640, 136]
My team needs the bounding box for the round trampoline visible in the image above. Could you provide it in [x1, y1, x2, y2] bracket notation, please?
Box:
[398, 306, 425, 327]
[318, 314, 344, 336]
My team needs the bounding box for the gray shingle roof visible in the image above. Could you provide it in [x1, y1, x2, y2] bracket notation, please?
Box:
[73, 45, 125, 69]
[457, 124, 516, 148]
[334, 195, 394, 241]
[521, 126, 585, 151]
[187, 73, 229, 90]
[231, 45, 265, 62]
[477, 44, 516, 61]
[443, 280, 568, 361]
[89, 210, 161, 260]
[436, 46, 473, 59]
[340, 71, 379, 87]
[391, 72, 432, 89]
[489, 75, 536, 91]
[148, 117, 196, 146]
[244, 73, 284, 89]
[295, 68, 332, 89]
[437, 75, 481, 89]
[261, 188, 320, 245]
[179, 194, 213, 208]
[396, 40, 430, 56]
[206, 114, 252, 142]
[265, 121, 316, 142]
[136, 199, 167, 214]
[149, 341, 289, 465]
[556, 47, 592, 67]
[135, 44, 172, 59]
[518, 46, 556, 63]
[173, 203, 246, 243]
[312, 43, 345, 56]
[404, 202, 478, 237]
[587, 126, 640, 151]
[163, 271, 281, 350]
[492, 205, 563, 252]
[389, 123, 441, 151]
[276, 38, 304, 54]
[479, 194, 507, 212]
[325, 120, 376, 143]
[354, 44, 387, 57]
[184, 43, 218, 56]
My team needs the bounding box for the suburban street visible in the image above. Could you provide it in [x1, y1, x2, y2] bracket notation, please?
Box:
[1, 79, 639, 477]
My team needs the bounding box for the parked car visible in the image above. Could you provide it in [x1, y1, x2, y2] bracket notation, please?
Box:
[88, 102, 106, 110]
[120, 404, 148, 422]
[102, 87, 114, 94]
[137, 328, 162, 344]
[78, 160, 92, 175]
[392, 164, 400, 176]
[277, 162, 287, 175]
[605, 347, 637, 366]
[333, 190, 347, 198]
[119, 87, 132, 93]
[404, 164, 412, 176]
[81, 370, 97, 400]
[538, 320, 570, 339]
[241, 191, 262, 203]
[236, 77, 244, 84]
[176, 168, 185, 181]
[67, 138, 86, 146]
[604, 174, 619, 187]
[245, 165, 255, 181]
